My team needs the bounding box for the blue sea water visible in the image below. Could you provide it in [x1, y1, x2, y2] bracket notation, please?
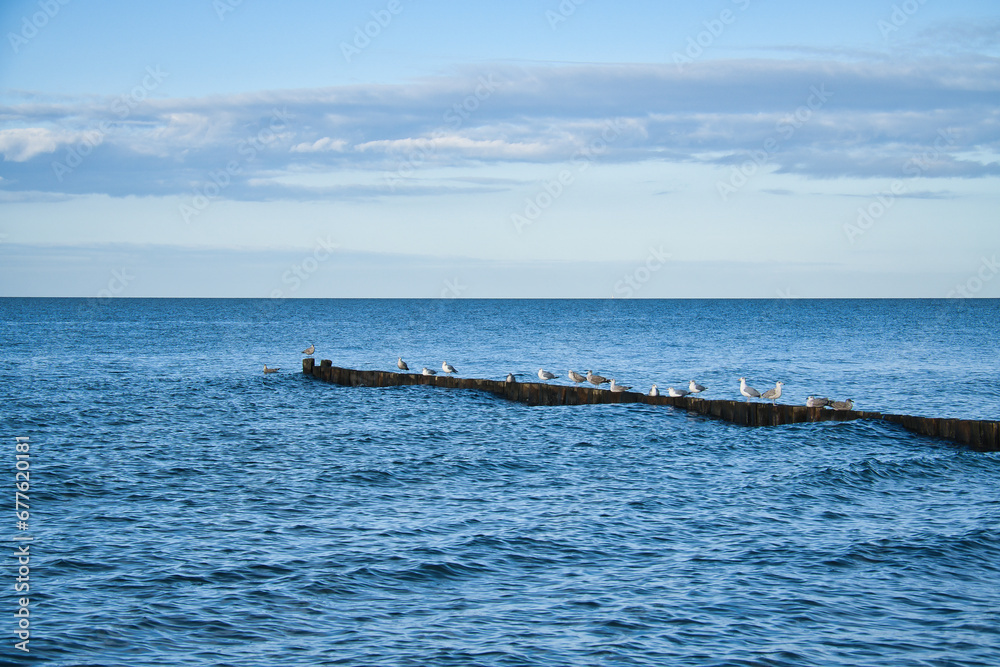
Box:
[1, 298, 999, 666]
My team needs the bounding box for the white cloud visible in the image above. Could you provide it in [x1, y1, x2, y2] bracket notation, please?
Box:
[290, 137, 348, 153]
[0, 128, 101, 161]
[1, 56, 998, 197]
[356, 134, 554, 160]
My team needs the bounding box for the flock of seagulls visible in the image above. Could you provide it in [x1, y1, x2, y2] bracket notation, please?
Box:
[803, 396, 852, 410]
[414, 361, 458, 376]
[270, 345, 854, 410]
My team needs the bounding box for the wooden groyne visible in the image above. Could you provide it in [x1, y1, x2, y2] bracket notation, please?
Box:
[303, 359, 1000, 452]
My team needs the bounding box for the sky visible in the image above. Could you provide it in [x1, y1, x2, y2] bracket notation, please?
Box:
[0, 0, 998, 298]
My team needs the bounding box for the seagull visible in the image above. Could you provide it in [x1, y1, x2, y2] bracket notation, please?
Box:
[506, 373, 516, 383]
[568, 370, 586, 384]
[667, 386, 690, 398]
[538, 369, 559, 381]
[397, 357, 409, 371]
[422, 367, 437, 376]
[301, 344, 315, 355]
[649, 384, 659, 397]
[761, 381, 784, 405]
[263, 365, 279, 374]
[739, 377, 761, 402]
[831, 399, 855, 411]
[442, 362, 457, 374]
[609, 379, 631, 392]
[688, 380, 707, 395]
[586, 370, 609, 387]
[806, 396, 832, 408]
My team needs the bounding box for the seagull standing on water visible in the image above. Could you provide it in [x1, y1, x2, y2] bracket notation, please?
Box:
[649, 384, 659, 397]
[302, 344, 315, 355]
[761, 381, 784, 405]
[807, 396, 832, 408]
[739, 377, 761, 402]
[422, 367, 437, 376]
[667, 386, 690, 398]
[610, 379, 631, 393]
[568, 370, 586, 384]
[538, 369, 558, 381]
[263, 365, 279, 374]
[442, 362, 457, 375]
[688, 380, 707, 395]
[586, 370, 609, 387]
[831, 399, 855, 411]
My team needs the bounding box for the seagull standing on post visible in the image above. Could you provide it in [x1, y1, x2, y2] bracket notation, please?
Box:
[538, 369, 558, 381]
[397, 357, 409, 371]
[688, 380, 707, 395]
[568, 370, 586, 384]
[739, 377, 761, 402]
[761, 381, 784, 405]
[667, 386, 690, 398]
[649, 384, 659, 397]
[586, 370, 609, 387]
[302, 344, 315, 356]
[442, 361, 457, 375]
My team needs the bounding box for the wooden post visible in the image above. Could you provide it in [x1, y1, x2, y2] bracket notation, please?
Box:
[299, 364, 999, 452]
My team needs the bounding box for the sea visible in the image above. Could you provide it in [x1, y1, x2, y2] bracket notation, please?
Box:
[1, 297, 999, 666]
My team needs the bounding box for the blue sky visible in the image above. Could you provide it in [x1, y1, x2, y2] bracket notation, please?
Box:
[1, 0, 998, 297]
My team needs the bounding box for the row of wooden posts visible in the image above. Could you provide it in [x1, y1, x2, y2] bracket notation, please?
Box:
[302, 358, 1000, 452]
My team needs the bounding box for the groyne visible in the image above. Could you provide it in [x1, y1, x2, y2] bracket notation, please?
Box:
[303, 359, 999, 452]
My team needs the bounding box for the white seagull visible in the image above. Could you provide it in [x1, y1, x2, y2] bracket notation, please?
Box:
[586, 370, 609, 387]
[568, 370, 586, 384]
[397, 357, 409, 371]
[831, 399, 855, 411]
[761, 381, 784, 405]
[806, 396, 832, 408]
[506, 373, 516, 383]
[442, 361, 457, 374]
[667, 386, 690, 398]
[301, 344, 315, 355]
[688, 380, 707, 395]
[609, 379, 631, 393]
[422, 367, 437, 376]
[739, 377, 761, 402]
[649, 384, 659, 397]
[263, 365, 279, 374]
[538, 369, 559, 381]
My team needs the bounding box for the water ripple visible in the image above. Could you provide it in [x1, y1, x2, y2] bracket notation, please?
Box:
[4, 298, 1000, 666]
